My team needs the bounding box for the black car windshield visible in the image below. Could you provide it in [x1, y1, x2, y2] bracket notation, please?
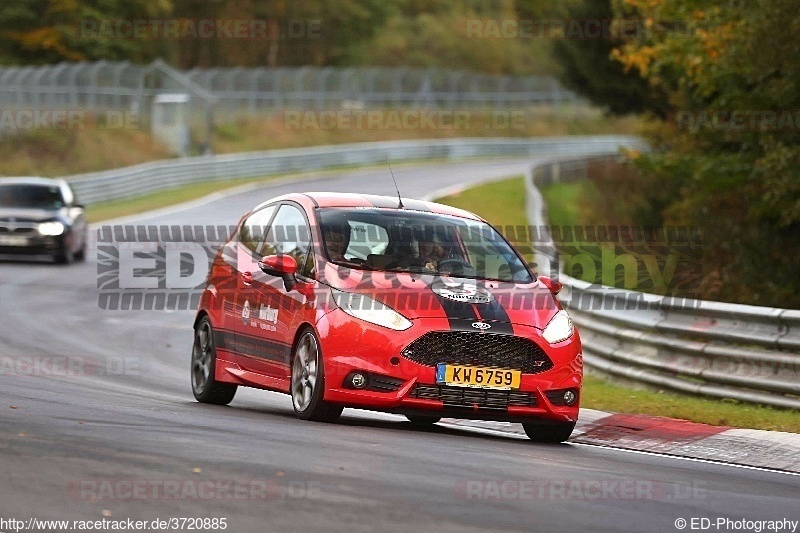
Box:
[0, 184, 64, 209]
[318, 207, 532, 283]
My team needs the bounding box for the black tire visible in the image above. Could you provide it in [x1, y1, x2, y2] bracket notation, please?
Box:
[73, 239, 87, 262]
[54, 240, 72, 264]
[405, 415, 441, 426]
[291, 328, 342, 422]
[191, 317, 237, 405]
[521, 421, 576, 443]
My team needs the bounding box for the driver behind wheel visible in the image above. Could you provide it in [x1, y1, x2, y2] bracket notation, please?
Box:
[417, 233, 445, 272]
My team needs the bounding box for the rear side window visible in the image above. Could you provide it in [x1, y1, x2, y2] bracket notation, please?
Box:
[240, 205, 276, 253]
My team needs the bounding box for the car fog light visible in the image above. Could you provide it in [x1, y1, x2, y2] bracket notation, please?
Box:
[563, 390, 577, 406]
[351, 373, 368, 389]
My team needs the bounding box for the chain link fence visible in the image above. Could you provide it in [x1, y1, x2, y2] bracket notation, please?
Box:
[0, 60, 575, 112]
[0, 60, 577, 126]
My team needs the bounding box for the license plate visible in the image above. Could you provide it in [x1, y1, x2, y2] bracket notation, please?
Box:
[436, 363, 521, 390]
[0, 235, 29, 246]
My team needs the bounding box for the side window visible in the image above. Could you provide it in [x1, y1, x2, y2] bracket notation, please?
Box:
[240, 205, 277, 254]
[263, 205, 313, 277]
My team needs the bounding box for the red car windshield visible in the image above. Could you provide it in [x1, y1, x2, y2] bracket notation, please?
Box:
[318, 208, 532, 283]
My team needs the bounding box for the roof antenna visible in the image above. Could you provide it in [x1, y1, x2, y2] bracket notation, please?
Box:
[388, 159, 405, 209]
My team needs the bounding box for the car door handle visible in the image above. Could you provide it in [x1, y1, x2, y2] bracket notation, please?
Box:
[241, 271, 253, 286]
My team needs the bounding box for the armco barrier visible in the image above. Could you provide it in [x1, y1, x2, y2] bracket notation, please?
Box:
[65, 136, 644, 205]
[525, 155, 800, 409]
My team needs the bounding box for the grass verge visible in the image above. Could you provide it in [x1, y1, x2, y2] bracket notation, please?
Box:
[1, 105, 643, 177]
[436, 175, 800, 433]
[86, 179, 255, 223]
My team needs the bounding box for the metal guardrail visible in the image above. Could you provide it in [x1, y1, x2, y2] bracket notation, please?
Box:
[65, 136, 642, 205]
[525, 155, 800, 409]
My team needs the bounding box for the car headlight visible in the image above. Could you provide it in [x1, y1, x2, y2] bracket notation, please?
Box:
[331, 289, 412, 331]
[38, 221, 65, 236]
[542, 310, 574, 344]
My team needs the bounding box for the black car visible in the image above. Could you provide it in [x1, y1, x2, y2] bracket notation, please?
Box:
[0, 177, 88, 263]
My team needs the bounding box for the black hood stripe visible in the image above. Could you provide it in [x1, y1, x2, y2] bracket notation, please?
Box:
[473, 300, 514, 334]
[434, 293, 480, 330]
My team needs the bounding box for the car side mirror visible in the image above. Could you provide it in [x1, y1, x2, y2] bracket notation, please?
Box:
[538, 275, 562, 295]
[72, 203, 85, 210]
[259, 255, 298, 292]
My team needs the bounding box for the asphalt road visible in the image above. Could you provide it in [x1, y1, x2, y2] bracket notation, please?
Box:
[1, 161, 798, 533]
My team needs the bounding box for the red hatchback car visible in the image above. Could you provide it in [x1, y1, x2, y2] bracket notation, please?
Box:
[191, 192, 582, 442]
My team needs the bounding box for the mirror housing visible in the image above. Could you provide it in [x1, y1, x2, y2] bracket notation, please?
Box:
[259, 255, 298, 292]
[538, 275, 562, 295]
[259, 255, 297, 275]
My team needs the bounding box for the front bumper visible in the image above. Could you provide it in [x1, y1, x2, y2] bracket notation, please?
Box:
[0, 234, 65, 256]
[317, 309, 582, 424]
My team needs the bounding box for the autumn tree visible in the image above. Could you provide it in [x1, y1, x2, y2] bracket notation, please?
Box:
[546, 0, 668, 115]
[0, 0, 172, 64]
[613, 0, 800, 306]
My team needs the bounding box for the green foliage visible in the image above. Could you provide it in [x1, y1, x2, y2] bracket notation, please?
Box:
[547, 0, 668, 115]
[166, 0, 397, 68]
[0, 0, 561, 74]
[355, 1, 559, 75]
[612, 0, 800, 307]
[0, 0, 172, 64]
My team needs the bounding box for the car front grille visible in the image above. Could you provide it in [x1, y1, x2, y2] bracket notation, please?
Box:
[401, 331, 553, 374]
[411, 384, 537, 409]
[0, 223, 37, 235]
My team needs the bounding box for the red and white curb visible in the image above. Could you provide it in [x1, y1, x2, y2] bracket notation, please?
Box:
[445, 409, 800, 473]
